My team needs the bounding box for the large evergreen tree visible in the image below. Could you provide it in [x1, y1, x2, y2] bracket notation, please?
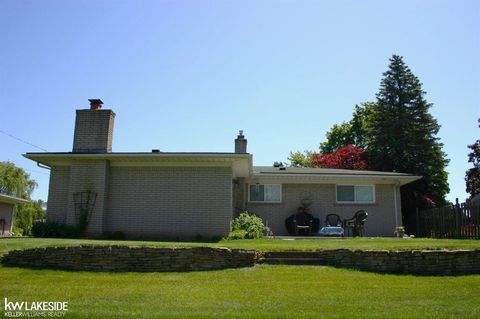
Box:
[366, 55, 449, 232]
[465, 119, 480, 198]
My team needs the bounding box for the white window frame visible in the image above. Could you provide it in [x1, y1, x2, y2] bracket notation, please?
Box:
[248, 184, 282, 203]
[335, 184, 375, 204]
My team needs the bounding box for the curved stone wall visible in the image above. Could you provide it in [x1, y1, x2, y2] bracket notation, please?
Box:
[1, 246, 258, 272]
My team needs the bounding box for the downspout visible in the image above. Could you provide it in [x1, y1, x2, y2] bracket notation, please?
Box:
[393, 181, 400, 228]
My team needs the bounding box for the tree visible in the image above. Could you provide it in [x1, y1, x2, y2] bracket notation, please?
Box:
[319, 122, 354, 154]
[465, 119, 480, 198]
[312, 144, 369, 170]
[365, 55, 449, 231]
[319, 102, 376, 153]
[13, 199, 46, 235]
[288, 150, 314, 167]
[0, 161, 42, 235]
[0, 162, 36, 198]
[289, 102, 375, 167]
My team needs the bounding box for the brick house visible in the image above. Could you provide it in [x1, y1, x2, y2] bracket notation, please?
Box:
[25, 100, 420, 239]
[0, 193, 29, 236]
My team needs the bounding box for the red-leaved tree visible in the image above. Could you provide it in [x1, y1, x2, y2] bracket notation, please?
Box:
[312, 144, 369, 170]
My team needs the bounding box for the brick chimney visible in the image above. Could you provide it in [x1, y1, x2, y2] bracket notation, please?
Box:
[72, 99, 116, 153]
[234, 130, 247, 153]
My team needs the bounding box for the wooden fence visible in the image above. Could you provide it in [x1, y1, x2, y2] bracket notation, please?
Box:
[416, 202, 480, 239]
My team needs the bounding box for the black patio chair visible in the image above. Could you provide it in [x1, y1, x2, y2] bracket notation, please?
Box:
[325, 214, 343, 227]
[285, 208, 320, 236]
[343, 210, 368, 237]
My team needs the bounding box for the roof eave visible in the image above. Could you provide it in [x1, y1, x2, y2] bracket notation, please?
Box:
[23, 152, 253, 178]
[251, 173, 422, 185]
[0, 194, 29, 205]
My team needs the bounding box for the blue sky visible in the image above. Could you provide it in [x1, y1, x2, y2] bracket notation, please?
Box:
[1, 0, 479, 203]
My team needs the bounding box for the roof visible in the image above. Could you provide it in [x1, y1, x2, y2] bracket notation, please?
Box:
[23, 153, 421, 186]
[252, 166, 422, 186]
[254, 166, 418, 177]
[0, 193, 29, 205]
[24, 152, 253, 178]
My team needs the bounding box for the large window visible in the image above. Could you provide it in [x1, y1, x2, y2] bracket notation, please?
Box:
[336, 185, 374, 203]
[249, 184, 282, 203]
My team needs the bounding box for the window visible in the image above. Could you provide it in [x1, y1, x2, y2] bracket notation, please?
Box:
[336, 185, 374, 203]
[249, 184, 281, 203]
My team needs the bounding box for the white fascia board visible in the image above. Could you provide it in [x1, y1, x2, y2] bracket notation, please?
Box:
[23, 153, 253, 178]
[250, 174, 421, 186]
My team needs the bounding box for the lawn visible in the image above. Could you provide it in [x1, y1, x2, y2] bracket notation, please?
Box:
[1, 264, 479, 318]
[1, 237, 480, 318]
[1, 237, 480, 256]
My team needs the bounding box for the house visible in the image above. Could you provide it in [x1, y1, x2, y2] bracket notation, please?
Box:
[25, 100, 421, 239]
[0, 193, 29, 236]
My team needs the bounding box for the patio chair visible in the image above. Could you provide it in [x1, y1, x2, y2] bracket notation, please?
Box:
[325, 214, 343, 227]
[343, 210, 368, 237]
[319, 214, 344, 237]
[285, 207, 320, 236]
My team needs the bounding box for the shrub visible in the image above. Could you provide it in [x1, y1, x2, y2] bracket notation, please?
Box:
[31, 221, 81, 238]
[12, 225, 24, 236]
[230, 212, 264, 239]
[227, 229, 247, 240]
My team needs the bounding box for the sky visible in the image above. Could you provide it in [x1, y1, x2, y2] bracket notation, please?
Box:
[1, 0, 479, 203]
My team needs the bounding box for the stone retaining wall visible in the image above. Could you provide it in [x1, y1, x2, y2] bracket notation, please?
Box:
[1, 246, 258, 272]
[2, 246, 480, 275]
[262, 249, 480, 275]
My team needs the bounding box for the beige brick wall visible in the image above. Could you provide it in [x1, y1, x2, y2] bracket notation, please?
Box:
[73, 109, 115, 153]
[65, 160, 109, 236]
[106, 166, 233, 239]
[45, 160, 401, 238]
[47, 166, 70, 224]
[245, 183, 401, 237]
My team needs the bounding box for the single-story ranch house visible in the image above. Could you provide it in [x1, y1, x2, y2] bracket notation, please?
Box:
[0, 193, 29, 236]
[25, 100, 421, 239]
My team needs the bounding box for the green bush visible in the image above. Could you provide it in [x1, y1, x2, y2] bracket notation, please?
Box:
[227, 229, 247, 240]
[230, 212, 264, 239]
[31, 221, 81, 238]
[12, 225, 24, 236]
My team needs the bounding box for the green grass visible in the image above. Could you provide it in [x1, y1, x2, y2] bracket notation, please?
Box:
[1, 264, 479, 318]
[1, 237, 480, 318]
[1, 237, 480, 256]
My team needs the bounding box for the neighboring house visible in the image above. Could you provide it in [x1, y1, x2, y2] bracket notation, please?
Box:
[25, 100, 421, 239]
[470, 193, 480, 205]
[0, 193, 29, 236]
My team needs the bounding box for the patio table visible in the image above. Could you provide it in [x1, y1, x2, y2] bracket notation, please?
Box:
[319, 226, 344, 237]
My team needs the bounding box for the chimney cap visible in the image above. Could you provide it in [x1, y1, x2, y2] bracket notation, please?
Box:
[88, 99, 103, 105]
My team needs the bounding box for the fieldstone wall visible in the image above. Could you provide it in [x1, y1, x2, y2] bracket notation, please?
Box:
[262, 249, 480, 275]
[1, 246, 258, 272]
[2, 246, 480, 275]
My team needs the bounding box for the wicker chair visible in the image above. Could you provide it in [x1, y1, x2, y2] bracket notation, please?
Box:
[325, 214, 343, 227]
[343, 210, 368, 237]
